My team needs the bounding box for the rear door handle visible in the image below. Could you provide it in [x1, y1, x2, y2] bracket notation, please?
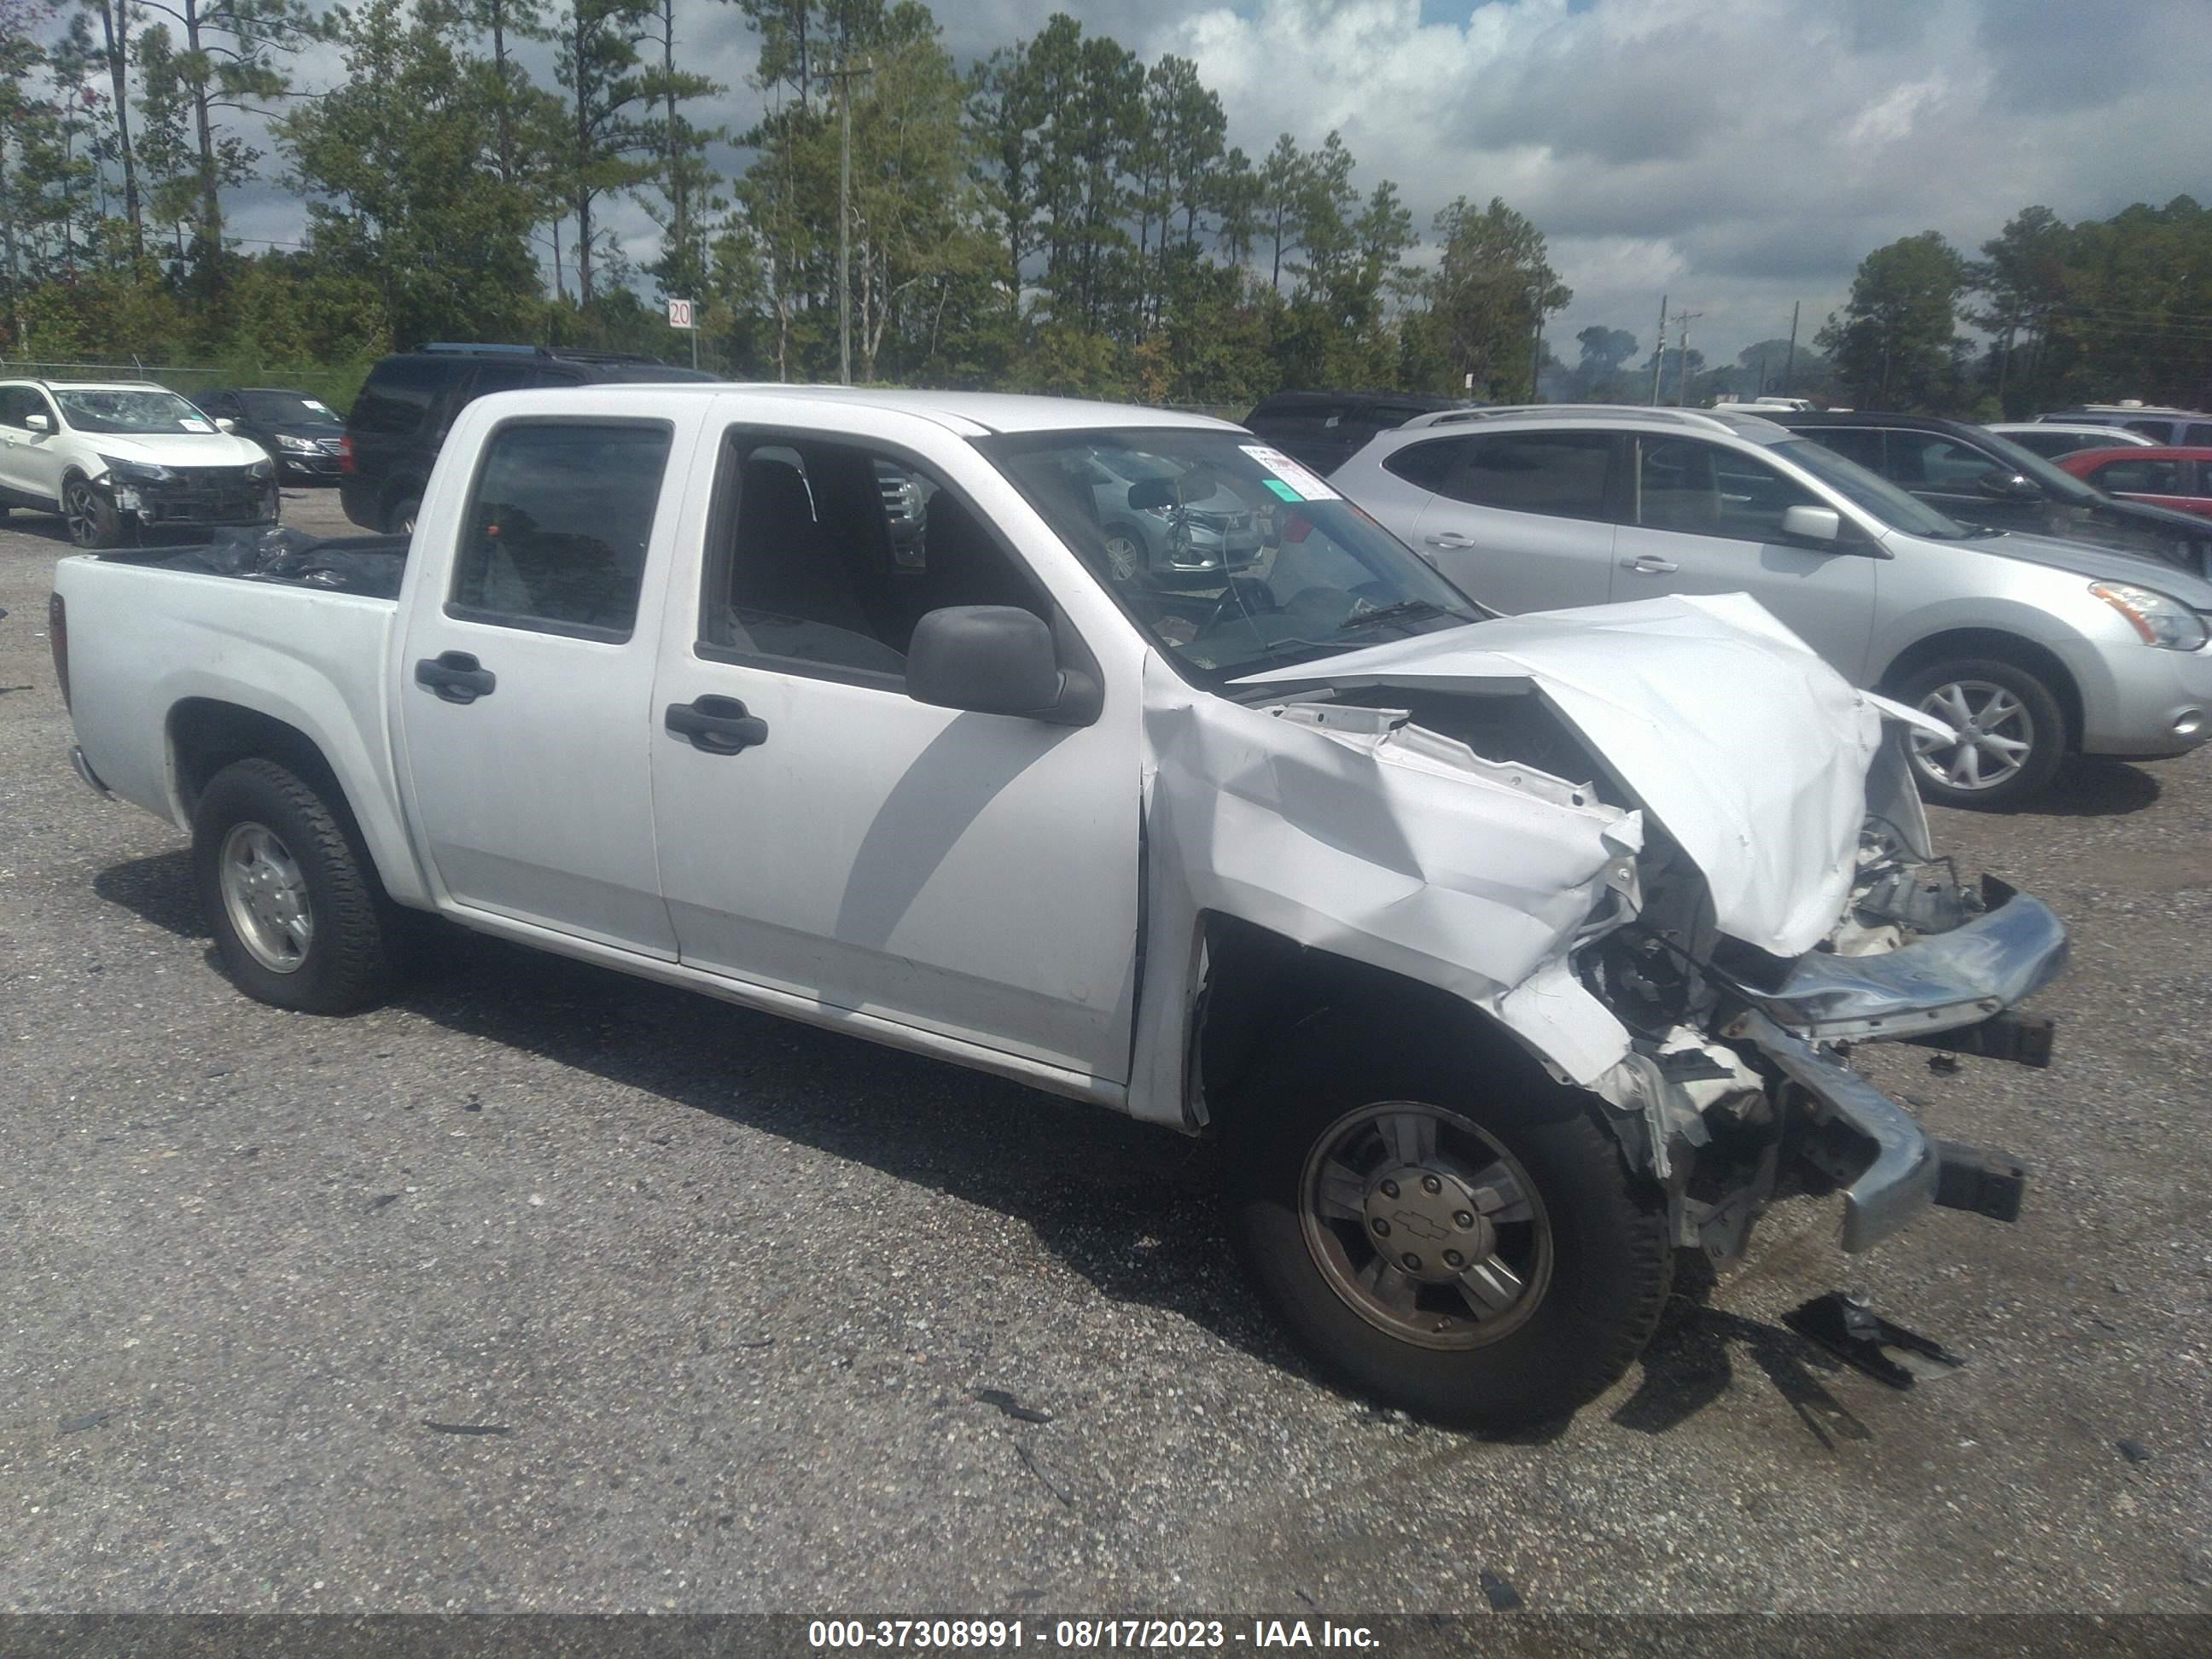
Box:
[1424, 532, 1476, 550]
[1620, 555, 1679, 575]
[414, 650, 497, 703]
[666, 695, 769, 754]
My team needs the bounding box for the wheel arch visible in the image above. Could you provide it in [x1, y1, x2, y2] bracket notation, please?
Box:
[166, 698, 419, 906]
[1194, 913, 1564, 1136]
[1877, 627, 2084, 752]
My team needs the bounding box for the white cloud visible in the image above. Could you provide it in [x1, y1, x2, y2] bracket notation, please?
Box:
[59, 0, 2212, 365]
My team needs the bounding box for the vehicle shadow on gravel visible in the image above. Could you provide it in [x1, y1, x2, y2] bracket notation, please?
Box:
[96, 845, 1842, 1441]
[2017, 755, 2162, 817]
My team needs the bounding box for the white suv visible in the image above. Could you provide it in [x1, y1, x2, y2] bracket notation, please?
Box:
[0, 379, 278, 548]
[1331, 403, 2212, 808]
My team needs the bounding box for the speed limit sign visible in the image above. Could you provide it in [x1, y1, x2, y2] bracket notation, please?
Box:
[667, 298, 696, 329]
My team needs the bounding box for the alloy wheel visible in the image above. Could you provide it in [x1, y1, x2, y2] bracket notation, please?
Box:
[1911, 678, 2036, 793]
[218, 822, 314, 974]
[1299, 1101, 1553, 1351]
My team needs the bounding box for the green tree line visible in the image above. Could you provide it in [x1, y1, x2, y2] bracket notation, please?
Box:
[0, 0, 1570, 409]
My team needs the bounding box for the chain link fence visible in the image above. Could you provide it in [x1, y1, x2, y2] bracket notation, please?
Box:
[0, 358, 367, 411]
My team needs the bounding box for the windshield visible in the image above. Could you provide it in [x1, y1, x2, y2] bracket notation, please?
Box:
[1773, 439, 1978, 538]
[982, 428, 1487, 684]
[55, 387, 221, 436]
[240, 390, 342, 426]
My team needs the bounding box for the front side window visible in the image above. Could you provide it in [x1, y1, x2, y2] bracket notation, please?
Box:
[983, 428, 1485, 684]
[1894, 434, 2002, 486]
[1771, 439, 1974, 538]
[51, 387, 217, 435]
[2093, 457, 2184, 495]
[0, 387, 53, 429]
[701, 434, 1045, 685]
[449, 421, 672, 638]
[1633, 438, 1819, 542]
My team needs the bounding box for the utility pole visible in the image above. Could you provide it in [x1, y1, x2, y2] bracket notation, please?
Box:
[814, 59, 874, 385]
[1782, 300, 1800, 393]
[1674, 310, 1703, 405]
[1650, 294, 1668, 405]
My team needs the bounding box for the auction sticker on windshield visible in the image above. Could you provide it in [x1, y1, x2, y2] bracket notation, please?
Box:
[178, 417, 213, 433]
[1240, 444, 1342, 502]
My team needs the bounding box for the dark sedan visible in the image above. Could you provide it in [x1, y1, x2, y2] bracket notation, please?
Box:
[194, 387, 348, 484]
[1777, 410, 2212, 578]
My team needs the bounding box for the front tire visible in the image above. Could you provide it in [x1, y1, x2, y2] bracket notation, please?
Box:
[63, 474, 124, 549]
[1893, 656, 2066, 810]
[1223, 1016, 1671, 1429]
[191, 758, 398, 1014]
[1099, 522, 1147, 584]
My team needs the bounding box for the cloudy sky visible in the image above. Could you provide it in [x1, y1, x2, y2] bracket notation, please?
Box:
[214, 0, 2212, 366]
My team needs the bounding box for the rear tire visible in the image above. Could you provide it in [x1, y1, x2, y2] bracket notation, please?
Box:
[1222, 1015, 1671, 1429]
[387, 495, 422, 537]
[191, 758, 398, 1014]
[1893, 655, 2067, 810]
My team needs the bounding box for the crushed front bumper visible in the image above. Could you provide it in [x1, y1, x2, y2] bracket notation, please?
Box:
[1720, 880, 2068, 1252]
[1738, 877, 2069, 1042]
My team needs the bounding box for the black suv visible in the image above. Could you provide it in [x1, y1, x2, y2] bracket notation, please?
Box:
[1775, 410, 2212, 577]
[1243, 390, 1465, 476]
[340, 345, 718, 533]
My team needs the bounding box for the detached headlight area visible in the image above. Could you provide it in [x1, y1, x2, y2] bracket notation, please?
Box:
[2090, 580, 2209, 651]
[274, 434, 324, 453]
[96, 455, 178, 485]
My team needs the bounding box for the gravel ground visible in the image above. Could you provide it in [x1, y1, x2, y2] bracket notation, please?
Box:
[2, 488, 2209, 1615]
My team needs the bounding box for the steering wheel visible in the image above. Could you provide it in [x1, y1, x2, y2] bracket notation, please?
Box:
[1202, 575, 1284, 633]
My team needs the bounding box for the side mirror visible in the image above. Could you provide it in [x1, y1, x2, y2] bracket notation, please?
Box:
[25, 411, 51, 434]
[214, 416, 237, 434]
[1976, 470, 2040, 500]
[906, 605, 1100, 726]
[1782, 504, 1842, 544]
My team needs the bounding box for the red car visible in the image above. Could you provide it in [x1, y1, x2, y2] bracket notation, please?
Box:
[2058, 445, 2212, 519]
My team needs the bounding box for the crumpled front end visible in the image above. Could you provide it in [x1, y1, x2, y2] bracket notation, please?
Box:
[1178, 591, 2067, 1263]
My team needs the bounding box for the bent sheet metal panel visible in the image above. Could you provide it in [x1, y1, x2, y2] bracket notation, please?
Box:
[1126, 654, 1644, 1125]
[1236, 592, 1885, 960]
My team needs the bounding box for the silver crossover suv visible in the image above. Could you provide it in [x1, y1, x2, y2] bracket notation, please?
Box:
[1332, 405, 2212, 807]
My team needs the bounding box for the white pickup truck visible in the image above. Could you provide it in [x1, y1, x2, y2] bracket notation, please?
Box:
[51, 386, 2067, 1427]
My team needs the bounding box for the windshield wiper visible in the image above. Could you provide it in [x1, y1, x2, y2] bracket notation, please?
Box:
[1336, 598, 1470, 633]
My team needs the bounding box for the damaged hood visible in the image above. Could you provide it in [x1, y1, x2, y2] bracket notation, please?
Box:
[1236, 592, 1886, 958]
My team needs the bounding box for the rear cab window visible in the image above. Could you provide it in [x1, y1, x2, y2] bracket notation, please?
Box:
[447, 420, 675, 641]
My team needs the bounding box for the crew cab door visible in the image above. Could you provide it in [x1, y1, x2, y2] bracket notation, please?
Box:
[648, 416, 1141, 1083]
[1610, 434, 1878, 678]
[395, 410, 682, 955]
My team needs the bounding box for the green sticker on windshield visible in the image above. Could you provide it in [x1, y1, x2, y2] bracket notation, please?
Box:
[1263, 478, 1304, 502]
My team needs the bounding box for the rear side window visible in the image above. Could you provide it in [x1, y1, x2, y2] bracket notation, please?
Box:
[349, 358, 451, 435]
[1423, 432, 1615, 521]
[1805, 427, 1884, 470]
[449, 421, 672, 640]
[2185, 423, 2212, 447]
[2093, 457, 2183, 495]
[1889, 434, 2001, 486]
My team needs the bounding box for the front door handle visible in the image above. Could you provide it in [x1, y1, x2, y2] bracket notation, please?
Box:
[665, 695, 769, 754]
[414, 650, 497, 703]
[1424, 532, 1476, 550]
[1620, 554, 1679, 575]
